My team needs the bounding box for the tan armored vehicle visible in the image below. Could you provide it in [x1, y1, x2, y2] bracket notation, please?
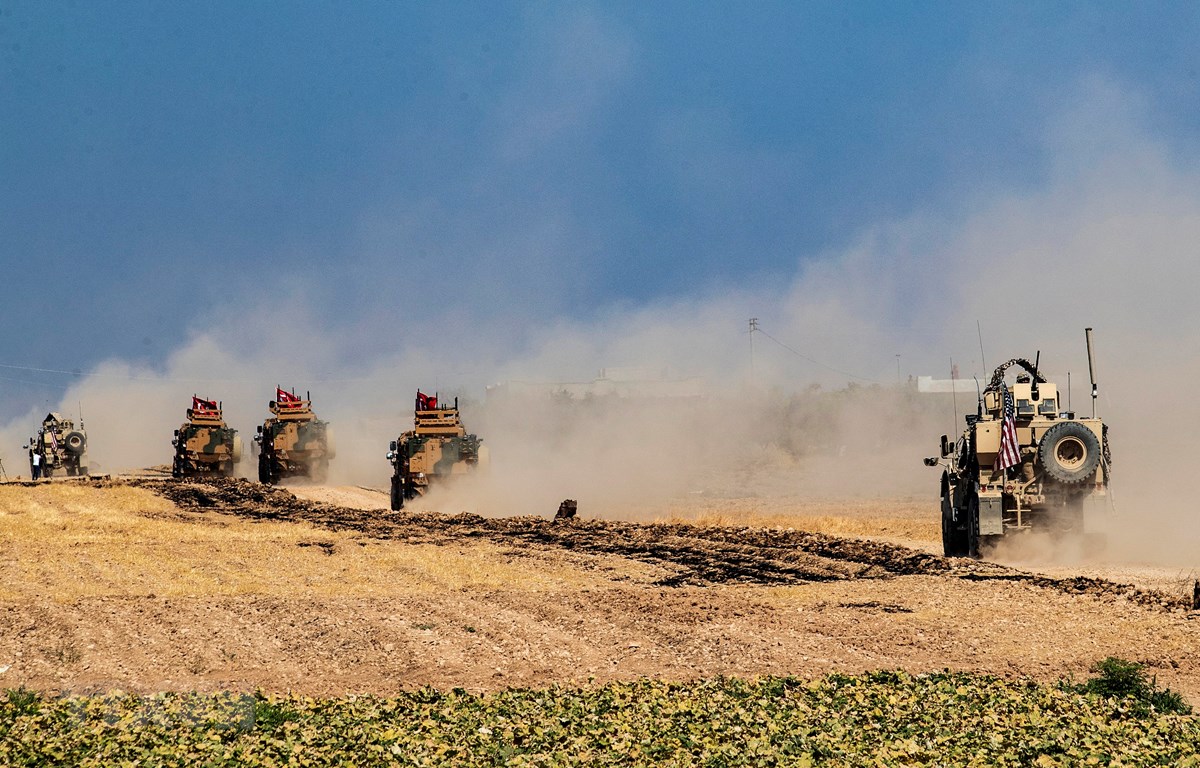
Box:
[25, 412, 88, 478]
[925, 330, 1110, 557]
[171, 396, 242, 478]
[254, 388, 334, 484]
[387, 391, 485, 510]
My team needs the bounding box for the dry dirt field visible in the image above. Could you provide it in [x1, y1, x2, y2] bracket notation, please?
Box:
[2, 477, 1200, 702]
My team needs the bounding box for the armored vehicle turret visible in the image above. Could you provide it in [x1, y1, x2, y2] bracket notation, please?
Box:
[171, 396, 242, 478]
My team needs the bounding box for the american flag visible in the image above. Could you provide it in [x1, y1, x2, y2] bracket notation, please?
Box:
[995, 382, 1020, 471]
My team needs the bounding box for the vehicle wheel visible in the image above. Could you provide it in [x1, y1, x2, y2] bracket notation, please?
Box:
[1038, 422, 1101, 484]
[966, 492, 982, 559]
[941, 480, 969, 557]
[258, 455, 273, 484]
[64, 431, 86, 454]
[42, 466, 52, 479]
[231, 435, 244, 463]
[390, 476, 403, 511]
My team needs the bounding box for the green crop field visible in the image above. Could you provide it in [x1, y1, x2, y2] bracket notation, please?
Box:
[3, 671, 1198, 767]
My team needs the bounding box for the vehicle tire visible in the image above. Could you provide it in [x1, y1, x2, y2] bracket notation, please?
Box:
[231, 435, 244, 463]
[390, 476, 403, 511]
[64, 431, 86, 454]
[941, 477, 969, 557]
[1038, 422, 1101, 484]
[258, 455, 273, 485]
[966, 492, 982, 559]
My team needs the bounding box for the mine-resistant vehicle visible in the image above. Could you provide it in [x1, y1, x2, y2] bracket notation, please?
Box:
[386, 391, 486, 510]
[255, 388, 334, 484]
[26, 412, 88, 478]
[171, 396, 242, 478]
[924, 329, 1110, 557]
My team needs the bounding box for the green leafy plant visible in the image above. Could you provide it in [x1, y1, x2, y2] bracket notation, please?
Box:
[1078, 656, 1192, 716]
[252, 694, 299, 730]
[5, 686, 41, 718]
[1, 673, 1198, 766]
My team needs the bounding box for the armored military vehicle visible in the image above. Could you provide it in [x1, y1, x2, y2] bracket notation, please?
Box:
[386, 391, 485, 510]
[925, 329, 1110, 557]
[26, 412, 88, 478]
[171, 396, 242, 478]
[254, 388, 335, 484]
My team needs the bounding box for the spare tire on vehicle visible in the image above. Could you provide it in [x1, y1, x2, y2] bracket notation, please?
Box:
[1038, 422, 1101, 484]
[64, 431, 86, 454]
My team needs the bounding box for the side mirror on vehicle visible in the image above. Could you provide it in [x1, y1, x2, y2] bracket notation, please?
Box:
[389, 441, 397, 452]
[923, 457, 939, 467]
[257, 425, 263, 434]
[940, 434, 951, 457]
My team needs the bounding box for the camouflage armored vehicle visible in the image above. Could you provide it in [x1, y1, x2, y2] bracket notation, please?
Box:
[386, 391, 485, 510]
[26, 412, 88, 478]
[254, 388, 335, 484]
[171, 396, 242, 478]
[925, 330, 1110, 557]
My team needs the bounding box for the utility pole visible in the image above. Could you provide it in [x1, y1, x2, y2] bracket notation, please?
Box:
[895, 354, 901, 383]
[748, 318, 759, 388]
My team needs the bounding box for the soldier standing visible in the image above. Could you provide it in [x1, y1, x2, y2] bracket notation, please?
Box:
[30, 448, 41, 480]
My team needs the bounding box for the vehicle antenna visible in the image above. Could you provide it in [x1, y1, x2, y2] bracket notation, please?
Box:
[950, 356, 959, 431]
[1085, 327, 1098, 418]
[976, 320, 988, 373]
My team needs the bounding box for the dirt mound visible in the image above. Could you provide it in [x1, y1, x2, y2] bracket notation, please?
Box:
[129, 478, 1185, 609]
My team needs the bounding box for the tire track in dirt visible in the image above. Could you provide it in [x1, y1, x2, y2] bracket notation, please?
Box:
[129, 478, 1189, 609]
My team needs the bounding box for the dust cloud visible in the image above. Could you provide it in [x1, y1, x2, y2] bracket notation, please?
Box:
[3, 83, 1200, 569]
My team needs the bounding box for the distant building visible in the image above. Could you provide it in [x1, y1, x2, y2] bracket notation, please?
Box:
[917, 376, 978, 394]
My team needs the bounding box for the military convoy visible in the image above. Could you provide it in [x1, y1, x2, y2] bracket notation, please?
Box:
[254, 388, 335, 484]
[171, 396, 242, 478]
[25, 412, 88, 478]
[925, 330, 1110, 557]
[387, 391, 486, 510]
[15, 331, 1114, 569]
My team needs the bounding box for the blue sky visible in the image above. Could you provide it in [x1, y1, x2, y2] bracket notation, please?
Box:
[4, 1, 1200, 416]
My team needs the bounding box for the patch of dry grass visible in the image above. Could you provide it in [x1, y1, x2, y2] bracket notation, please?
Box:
[0, 484, 606, 602]
[649, 495, 939, 544]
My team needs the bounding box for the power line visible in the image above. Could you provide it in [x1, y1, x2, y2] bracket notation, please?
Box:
[753, 325, 878, 383]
